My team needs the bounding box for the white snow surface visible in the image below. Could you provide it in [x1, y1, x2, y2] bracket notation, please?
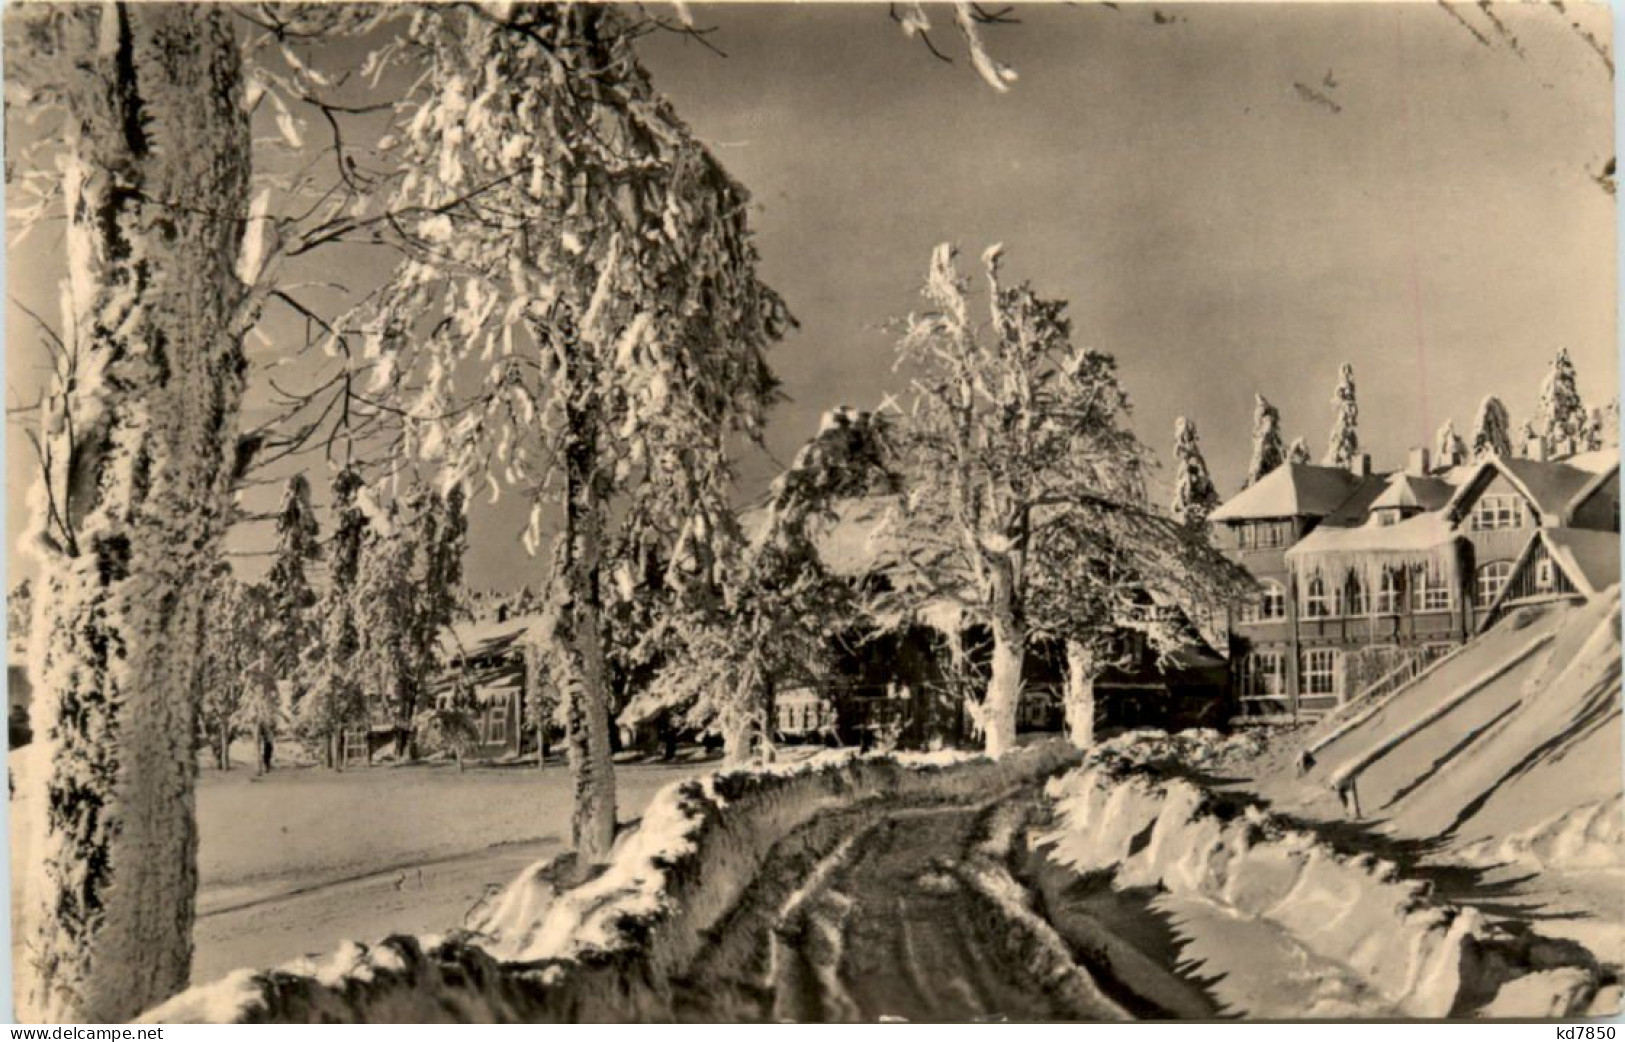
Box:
[142, 743, 1079, 1022]
[1037, 762, 1602, 1017]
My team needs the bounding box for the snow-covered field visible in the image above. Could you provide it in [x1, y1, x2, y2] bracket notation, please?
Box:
[13, 752, 713, 989]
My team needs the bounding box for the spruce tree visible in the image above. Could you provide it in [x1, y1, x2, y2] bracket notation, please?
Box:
[265, 476, 320, 715]
[1286, 437, 1311, 465]
[298, 468, 368, 768]
[1246, 394, 1286, 486]
[1323, 363, 1359, 467]
[1470, 396, 1513, 460]
[1535, 348, 1589, 455]
[1170, 417, 1220, 526]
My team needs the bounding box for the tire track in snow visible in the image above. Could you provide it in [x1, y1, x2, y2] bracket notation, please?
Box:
[691, 794, 1142, 1022]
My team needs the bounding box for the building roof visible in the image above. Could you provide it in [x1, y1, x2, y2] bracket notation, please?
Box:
[1285, 511, 1457, 559]
[1369, 473, 1455, 513]
[1443, 456, 1602, 524]
[444, 613, 548, 661]
[1539, 528, 1620, 597]
[1209, 463, 1381, 523]
[1563, 449, 1620, 475]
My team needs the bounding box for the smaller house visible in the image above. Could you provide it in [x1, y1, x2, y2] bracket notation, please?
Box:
[437, 612, 545, 760]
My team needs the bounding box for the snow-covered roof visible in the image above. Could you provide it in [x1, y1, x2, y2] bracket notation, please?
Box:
[1443, 456, 1601, 523]
[1562, 448, 1620, 475]
[1369, 474, 1455, 513]
[1209, 463, 1382, 522]
[443, 612, 548, 662]
[1539, 528, 1620, 597]
[1286, 511, 1457, 559]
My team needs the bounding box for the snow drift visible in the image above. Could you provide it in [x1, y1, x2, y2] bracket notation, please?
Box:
[1037, 761, 1605, 1018]
[140, 743, 1079, 1023]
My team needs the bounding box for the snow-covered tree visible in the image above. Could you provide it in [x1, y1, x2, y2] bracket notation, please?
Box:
[355, 502, 413, 756]
[264, 476, 321, 716]
[352, 484, 465, 759]
[12, 3, 251, 1021]
[1286, 437, 1311, 465]
[1434, 419, 1467, 467]
[1323, 363, 1359, 467]
[626, 408, 893, 761]
[402, 486, 467, 755]
[355, 6, 789, 865]
[297, 468, 368, 769]
[1246, 395, 1286, 485]
[888, 245, 1250, 756]
[1169, 417, 1219, 527]
[1534, 349, 1589, 455]
[1470, 396, 1513, 460]
[196, 573, 273, 772]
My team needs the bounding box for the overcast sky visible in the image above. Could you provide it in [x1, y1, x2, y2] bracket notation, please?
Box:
[6, 2, 1616, 593]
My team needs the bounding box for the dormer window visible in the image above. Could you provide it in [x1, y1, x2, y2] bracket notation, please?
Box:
[1235, 520, 1291, 550]
[1470, 494, 1525, 531]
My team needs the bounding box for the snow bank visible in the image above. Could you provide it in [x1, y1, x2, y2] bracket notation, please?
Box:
[1087, 728, 1267, 773]
[1037, 763, 1601, 1018]
[1456, 795, 1623, 873]
[141, 743, 1079, 1023]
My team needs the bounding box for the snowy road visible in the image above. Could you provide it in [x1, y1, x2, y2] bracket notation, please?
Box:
[668, 794, 1209, 1022]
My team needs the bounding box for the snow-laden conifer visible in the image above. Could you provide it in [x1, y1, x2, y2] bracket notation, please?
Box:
[1170, 417, 1219, 527]
[1246, 395, 1286, 485]
[1323, 363, 1359, 467]
[1534, 348, 1589, 455]
[1470, 396, 1513, 460]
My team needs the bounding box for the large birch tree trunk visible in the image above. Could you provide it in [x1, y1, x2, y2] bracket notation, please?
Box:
[1064, 639, 1099, 749]
[982, 559, 1024, 758]
[561, 374, 617, 866]
[19, 4, 248, 1022]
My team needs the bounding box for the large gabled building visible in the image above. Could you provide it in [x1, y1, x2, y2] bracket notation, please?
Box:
[1212, 445, 1619, 721]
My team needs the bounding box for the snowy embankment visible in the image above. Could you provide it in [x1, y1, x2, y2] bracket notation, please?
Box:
[1036, 755, 1608, 1018]
[141, 743, 1079, 1023]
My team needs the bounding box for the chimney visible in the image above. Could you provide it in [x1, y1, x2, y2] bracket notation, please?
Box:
[1347, 452, 1372, 478]
[1406, 446, 1431, 477]
[1527, 438, 1549, 462]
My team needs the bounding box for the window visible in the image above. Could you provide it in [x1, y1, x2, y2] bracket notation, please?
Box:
[1339, 574, 1368, 617]
[1536, 557, 1555, 592]
[1475, 561, 1514, 608]
[1377, 511, 1399, 527]
[1411, 567, 1452, 613]
[1240, 580, 1287, 623]
[1236, 521, 1290, 550]
[1240, 651, 1287, 698]
[1301, 648, 1340, 698]
[488, 703, 508, 745]
[1303, 576, 1331, 618]
[1373, 569, 1401, 614]
[1470, 494, 1525, 531]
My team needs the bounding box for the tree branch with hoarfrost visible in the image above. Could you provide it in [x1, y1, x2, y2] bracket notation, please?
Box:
[889, 243, 1252, 757]
[343, 3, 791, 865]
